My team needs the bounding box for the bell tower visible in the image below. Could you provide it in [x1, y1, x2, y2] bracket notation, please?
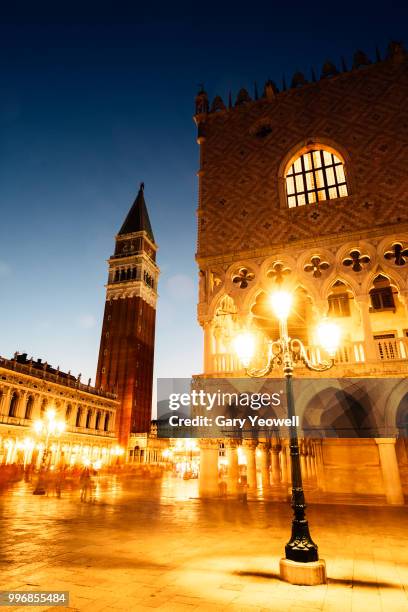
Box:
[96, 183, 159, 445]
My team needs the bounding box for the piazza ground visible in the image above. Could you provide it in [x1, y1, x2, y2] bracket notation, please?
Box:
[1, 473, 408, 611]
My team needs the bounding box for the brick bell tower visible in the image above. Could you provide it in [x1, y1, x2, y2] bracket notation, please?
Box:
[96, 183, 159, 446]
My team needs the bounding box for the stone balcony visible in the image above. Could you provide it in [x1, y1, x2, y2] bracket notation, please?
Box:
[205, 336, 408, 378]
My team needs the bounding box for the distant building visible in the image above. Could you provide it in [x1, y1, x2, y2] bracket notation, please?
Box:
[194, 42, 408, 504]
[0, 353, 119, 466]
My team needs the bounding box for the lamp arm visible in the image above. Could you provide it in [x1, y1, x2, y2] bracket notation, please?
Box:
[245, 340, 281, 378]
[289, 338, 334, 372]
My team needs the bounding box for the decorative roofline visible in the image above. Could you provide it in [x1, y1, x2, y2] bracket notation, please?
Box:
[1, 354, 118, 400]
[194, 41, 406, 121]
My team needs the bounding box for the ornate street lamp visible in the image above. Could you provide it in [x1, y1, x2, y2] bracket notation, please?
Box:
[234, 290, 340, 584]
[32, 408, 66, 495]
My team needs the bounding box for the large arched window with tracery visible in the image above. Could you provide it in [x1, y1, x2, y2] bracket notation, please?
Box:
[286, 149, 348, 208]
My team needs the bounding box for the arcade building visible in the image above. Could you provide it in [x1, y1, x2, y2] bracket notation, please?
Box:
[194, 42, 408, 505]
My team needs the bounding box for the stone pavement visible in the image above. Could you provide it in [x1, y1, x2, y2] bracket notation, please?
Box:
[0, 473, 408, 611]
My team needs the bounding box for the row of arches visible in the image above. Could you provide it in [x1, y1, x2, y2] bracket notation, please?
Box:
[1, 389, 114, 433]
[110, 267, 156, 290]
[205, 272, 408, 374]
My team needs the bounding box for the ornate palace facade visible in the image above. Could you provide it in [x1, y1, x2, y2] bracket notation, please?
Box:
[194, 42, 408, 504]
[0, 354, 119, 467]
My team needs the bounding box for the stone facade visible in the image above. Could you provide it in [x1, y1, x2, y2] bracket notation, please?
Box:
[0, 355, 119, 467]
[194, 43, 408, 504]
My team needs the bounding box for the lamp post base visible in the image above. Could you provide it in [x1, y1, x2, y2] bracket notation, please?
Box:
[279, 558, 326, 585]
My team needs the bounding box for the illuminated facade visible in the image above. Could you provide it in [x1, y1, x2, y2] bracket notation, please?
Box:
[0, 354, 120, 467]
[194, 43, 408, 503]
[96, 183, 159, 446]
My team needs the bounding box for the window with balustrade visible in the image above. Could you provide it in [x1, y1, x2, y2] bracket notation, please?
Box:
[328, 293, 351, 317]
[285, 149, 348, 208]
[369, 276, 396, 311]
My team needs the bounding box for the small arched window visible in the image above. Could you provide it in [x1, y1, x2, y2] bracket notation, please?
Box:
[286, 149, 348, 208]
[9, 392, 19, 417]
[95, 412, 101, 430]
[25, 396, 34, 419]
[75, 407, 82, 427]
[65, 404, 72, 420]
[369, 275, 395, 311]
[104, 413, 110, 432]
[86, 409, 93, 428]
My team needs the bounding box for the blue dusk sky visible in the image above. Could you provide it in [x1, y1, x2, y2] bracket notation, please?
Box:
[0, 2, 407, 385]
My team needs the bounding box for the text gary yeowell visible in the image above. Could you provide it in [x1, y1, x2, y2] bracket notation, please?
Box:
[167, 415, 300, 428]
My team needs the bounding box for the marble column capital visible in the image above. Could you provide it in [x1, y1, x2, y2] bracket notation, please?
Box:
[374, 437, 397, 445]
[243, 439, 258, 450]
[199, 438, 220, 450]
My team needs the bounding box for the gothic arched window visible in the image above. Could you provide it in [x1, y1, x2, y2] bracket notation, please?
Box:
[286, 149, 348, 208]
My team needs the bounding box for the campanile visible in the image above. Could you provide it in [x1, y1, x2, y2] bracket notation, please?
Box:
[96, 183, 159, 445]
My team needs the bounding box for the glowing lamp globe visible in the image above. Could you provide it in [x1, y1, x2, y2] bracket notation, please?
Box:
[33, 420, 43, 434]
[316, 320, 341, 357]
[269, 290, 293, 321]
[233, 332, 255, 368]
[46, 407, 56, 421]
[56, 420, 66, 434]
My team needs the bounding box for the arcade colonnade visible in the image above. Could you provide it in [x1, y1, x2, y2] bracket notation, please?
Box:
[198, 437, 405, 506]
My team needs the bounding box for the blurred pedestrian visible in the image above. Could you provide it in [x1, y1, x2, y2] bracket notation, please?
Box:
[80, 467, 92, 502]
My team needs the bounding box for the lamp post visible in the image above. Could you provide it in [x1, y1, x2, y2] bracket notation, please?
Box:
[234, 290, 340, 585]
[32, 408, 66, 495]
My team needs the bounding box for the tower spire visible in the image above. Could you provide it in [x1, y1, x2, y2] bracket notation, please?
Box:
[118, 182, 154, 242]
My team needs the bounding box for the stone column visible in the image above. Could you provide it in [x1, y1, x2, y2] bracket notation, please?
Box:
[308, 444, 317, 480]
[0, 388, 11, 416]
[314, 439, 326, 491]
[226, 440, 239, 495]
[243, 440, 257, 489]
[258, 442, 271, 489]
[199, 439, 220, 498]
[355, 295, 377, 361]
[203, 321, 213, 374]
[270, 444, 281, 485]
[375, 438, 404, 505]
[15, 390, 25, 418]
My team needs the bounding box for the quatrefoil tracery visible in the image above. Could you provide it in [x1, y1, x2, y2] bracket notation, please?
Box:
[232, 267, 255, 289]
[304, 255, 330, 278]
[384, 242, 408, 266]
[266, 262, 291, 285]
[342, 249, 371, 272]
